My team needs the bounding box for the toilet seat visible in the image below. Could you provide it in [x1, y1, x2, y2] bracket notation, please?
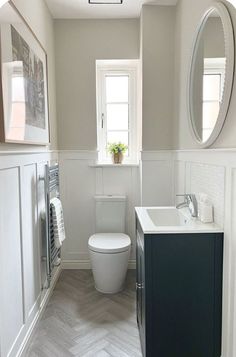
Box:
[89, 233, 131, 254]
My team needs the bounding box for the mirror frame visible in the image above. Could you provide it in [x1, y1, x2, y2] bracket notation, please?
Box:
[187, 2, 235, 148]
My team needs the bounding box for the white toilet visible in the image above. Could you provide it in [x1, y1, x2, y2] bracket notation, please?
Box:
[88, 195, 131, 294]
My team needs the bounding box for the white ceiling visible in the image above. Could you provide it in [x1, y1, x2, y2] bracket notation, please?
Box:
[45, 0, 178, 19]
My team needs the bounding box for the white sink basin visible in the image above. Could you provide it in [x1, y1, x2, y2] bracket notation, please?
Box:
[146, 207, 189, 227]
[135, 206, 222, 234]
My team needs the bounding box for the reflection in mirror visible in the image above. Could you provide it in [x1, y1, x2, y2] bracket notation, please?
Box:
[3, 60, 26, 140]
[191, 9, 226, 143]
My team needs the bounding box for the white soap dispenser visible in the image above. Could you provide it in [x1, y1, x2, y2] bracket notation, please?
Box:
[198, 193, 214, 223]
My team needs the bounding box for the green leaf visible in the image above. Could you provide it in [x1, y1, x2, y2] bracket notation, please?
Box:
[107, 142, 128, 154]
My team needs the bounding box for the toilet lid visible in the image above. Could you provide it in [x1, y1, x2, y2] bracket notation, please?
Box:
[88, 233, 131, 253]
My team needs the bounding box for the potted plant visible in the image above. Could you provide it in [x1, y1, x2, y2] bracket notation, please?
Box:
[107, 142, 128, 164]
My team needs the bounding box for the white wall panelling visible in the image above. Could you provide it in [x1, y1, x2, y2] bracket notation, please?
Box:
[59, 148, 236, 357]
[2, 148, 236, 357]
[174, 159, 225, 227]
[22, 164, 40, 320]
[59, 151, 97, 262]
[173, 149, 236, 357]
[59, 151, 141, 266]
[230, 168, 236, 357]
[0, 150, 58, 357]
[141, 151, 174, 206]
[0, 166, 24, 357]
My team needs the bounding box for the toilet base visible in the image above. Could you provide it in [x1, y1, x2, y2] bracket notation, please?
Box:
[95, 284, 124, 294]
[89, 248, 130, 295]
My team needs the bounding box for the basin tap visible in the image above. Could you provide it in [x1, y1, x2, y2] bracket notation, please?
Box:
[176, 194, 198, 218]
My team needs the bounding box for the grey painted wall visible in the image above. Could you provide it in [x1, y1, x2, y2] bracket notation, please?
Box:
[55, 19, 140, 150]
[0, 0, 57, 151]
[204, 17, 225, 58]
[141, 5, 175, 150]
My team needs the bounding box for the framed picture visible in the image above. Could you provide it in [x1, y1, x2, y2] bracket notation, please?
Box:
[0, 0, 50, 145]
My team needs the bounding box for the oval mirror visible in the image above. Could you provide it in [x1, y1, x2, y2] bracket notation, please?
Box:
[188, 3, 234, 147]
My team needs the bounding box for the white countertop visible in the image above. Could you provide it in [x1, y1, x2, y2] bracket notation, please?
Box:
[135, 206, 223, 234]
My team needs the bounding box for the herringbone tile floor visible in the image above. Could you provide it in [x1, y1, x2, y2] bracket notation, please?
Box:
[24, 270, 142, 357]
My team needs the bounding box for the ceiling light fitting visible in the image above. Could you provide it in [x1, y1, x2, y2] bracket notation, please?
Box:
[89, 0, 123, 4]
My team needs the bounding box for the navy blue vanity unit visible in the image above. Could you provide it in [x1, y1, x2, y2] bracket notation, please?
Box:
[136, 216, 224, 357]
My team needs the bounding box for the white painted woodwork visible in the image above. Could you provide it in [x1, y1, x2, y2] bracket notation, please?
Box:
[0, 151, 57, 357]
[230, 169, 236, 357]
[0, 167, 24, 357]
[1, 148, 236, 357]
[22, 164, 41, 319]
[141, 154, 173, 206]
[59, 151, 141, 262]
[58, 148, 236, 357]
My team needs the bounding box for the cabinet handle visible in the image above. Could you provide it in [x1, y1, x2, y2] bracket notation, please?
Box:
[136, 283, 142, 289]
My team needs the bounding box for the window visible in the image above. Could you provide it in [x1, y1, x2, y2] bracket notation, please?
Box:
[202, 58, 225, 142]
[10, 63, 26, 140]
[96, 61, 138, 163]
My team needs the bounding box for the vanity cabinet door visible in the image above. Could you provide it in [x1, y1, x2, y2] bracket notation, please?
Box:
[149, 233, 223, 357]
[135, 224, 223, 357]
[136, 229, 146, 355]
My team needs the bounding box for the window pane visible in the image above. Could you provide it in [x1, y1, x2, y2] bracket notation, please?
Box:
[107, 104, 129, 131]
[202, 102, 219, 128]
[107, 131, 129, 156]
[106, 76, 129, 103]
[202, 128, 213, 142]
[107, 131, 129, 146]
[203, 74, 221, 101]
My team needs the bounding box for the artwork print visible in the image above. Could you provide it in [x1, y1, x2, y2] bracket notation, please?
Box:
[11, 25, 46, 130]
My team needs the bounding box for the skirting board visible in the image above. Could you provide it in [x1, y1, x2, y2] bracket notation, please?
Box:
[17, 265, 62, 357]
[62, 259, 136, 270]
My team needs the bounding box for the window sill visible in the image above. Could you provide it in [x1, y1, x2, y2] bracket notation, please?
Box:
[90, 162, 139, 168]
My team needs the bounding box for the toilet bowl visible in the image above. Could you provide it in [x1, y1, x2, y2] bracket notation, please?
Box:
[89, 233, 131, 294]
[88, 195, 131, 294]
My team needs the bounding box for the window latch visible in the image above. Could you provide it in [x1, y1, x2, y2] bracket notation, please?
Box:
[101, 113, 104, 129]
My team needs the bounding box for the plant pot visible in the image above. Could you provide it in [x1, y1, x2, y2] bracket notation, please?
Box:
[112, 152, 124, 164]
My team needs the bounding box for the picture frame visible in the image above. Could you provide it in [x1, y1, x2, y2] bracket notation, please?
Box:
[0, 0, 50, 145]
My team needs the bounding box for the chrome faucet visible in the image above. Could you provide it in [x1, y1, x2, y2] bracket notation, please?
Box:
[176, 194, 198, 218]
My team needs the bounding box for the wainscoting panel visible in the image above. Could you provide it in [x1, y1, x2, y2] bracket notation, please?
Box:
[0, 151, 58, 357]
[60, 156, 96, 261]
[0, 167, 24, 357]
[187, 162, 225, 226]
[174, 160, 186, 203]
[97, 165, 140, 259]
[227, 168, 236, 357]
[141, 151, 174, 206]
[2, 148, 236, 357]
[59, 151, 140, 263]
[22, 164, 41, 320]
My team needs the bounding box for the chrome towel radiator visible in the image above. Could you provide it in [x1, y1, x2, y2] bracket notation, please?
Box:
[40, 163, 61, 288]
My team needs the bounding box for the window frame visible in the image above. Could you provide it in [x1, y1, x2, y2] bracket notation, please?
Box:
[96, 62, 138, 164]
[202, 58, 226, 141]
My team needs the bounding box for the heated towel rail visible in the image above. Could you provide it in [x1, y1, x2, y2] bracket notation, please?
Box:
[40, 163, 61, 288]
